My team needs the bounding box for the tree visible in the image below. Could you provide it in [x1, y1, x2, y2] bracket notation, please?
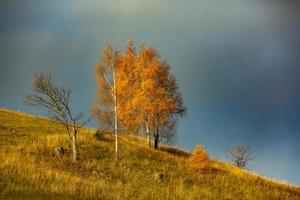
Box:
[23, 73, 89, 162]
[92, 42, 138, 160]
[227, 146, 253, 168]
[93, 44, 120, 160]
[189, 145, 209, 173]
[133, 46, 170, 149]
[159, 74, 186, 145]
[115, 40, 140, 134]
[93, 40, 186, 153]
[134, 45, 186, 149]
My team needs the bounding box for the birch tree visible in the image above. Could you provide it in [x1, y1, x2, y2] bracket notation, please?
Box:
[134, 46, 186, 149]
[93, 44, 120, 160]
[93, 41, 186, 153]
[93, 42, 138, 160]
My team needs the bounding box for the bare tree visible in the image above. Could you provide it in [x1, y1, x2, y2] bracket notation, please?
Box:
[23, 73, 89, 162]
[227, 146, 253, 168]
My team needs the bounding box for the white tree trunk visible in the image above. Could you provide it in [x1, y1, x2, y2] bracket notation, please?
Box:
[113, 68, 118, 160]
[145, 121, 151, 148]
[72, 131, 77, 162]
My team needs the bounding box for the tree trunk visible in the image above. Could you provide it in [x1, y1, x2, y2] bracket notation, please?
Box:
[65, 122, 72, 151]
[154, 128, 159, 150]
[145, 121, 151, 148]
[114, 103, 118, 160]
[72, 130, 78, 162]
[113, 68, 118, 161]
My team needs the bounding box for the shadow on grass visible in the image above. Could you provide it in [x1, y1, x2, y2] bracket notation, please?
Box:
[94, 130, 114, 142]
[159, 146, 191, 158]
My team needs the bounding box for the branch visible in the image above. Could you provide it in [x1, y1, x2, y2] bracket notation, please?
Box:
[103, 74, 114, 92]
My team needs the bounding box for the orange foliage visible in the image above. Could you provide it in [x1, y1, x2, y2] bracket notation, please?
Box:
[93, 40, 185, 145]
[93, 40, 141, 132]
[134, 45, 176, 131]
[189, 145, 210, 173]
[92, 44, 120, 130]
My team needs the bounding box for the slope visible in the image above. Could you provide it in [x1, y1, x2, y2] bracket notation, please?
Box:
[0, 108, 299, 200]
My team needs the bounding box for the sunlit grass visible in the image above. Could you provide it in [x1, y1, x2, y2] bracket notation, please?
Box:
[0, 108, 299, 199]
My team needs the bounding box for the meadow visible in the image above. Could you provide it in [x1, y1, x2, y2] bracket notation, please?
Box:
[0, 108, 299, 200]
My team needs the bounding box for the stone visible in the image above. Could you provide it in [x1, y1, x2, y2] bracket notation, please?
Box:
[92, 170, 99, 176]
[54, 146, 64, 156]
[154, 172, 164, 182]
[116, 180, 123, 185]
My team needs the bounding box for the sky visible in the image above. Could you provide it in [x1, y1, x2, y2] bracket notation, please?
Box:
[1, 0, 300, 185]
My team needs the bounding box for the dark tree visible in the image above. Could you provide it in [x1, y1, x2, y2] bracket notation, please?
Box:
[154, 75, 187, 149]
[23, 73, 89, 162]
[227, 146, 253, 168]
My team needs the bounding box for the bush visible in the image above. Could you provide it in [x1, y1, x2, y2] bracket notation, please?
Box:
[189, 145, 209, 173]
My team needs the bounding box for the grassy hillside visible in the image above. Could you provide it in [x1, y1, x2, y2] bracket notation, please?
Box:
[0, 108, 299, 200]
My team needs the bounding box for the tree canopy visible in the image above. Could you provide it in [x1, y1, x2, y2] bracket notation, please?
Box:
[92, 40, 186, 152]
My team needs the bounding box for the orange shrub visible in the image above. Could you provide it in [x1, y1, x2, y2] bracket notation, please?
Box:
[189, 145, 209, 173]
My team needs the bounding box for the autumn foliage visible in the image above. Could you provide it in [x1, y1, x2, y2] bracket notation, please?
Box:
[92, 40, 186, 151]
[189, 145, 210, 173]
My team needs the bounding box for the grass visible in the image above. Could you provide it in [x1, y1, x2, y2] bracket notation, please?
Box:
[0, 108, 299, 200]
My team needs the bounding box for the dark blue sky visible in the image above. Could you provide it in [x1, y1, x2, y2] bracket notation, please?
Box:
[1, 0, 300, 185]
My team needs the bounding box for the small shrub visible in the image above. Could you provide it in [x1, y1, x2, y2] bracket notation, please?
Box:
[189, 145, 209, 173]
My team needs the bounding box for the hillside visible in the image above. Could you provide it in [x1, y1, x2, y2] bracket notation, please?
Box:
[0, 108, 299, 200]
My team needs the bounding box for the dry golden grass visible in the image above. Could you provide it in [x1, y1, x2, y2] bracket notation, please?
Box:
[0, 108, 299, 200]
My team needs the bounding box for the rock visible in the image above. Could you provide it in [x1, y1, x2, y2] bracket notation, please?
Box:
[92, 170, 99, 176]
[54, 146, 64, 156]
[116, 180, 123, 185]
[154, 172, 164, 182]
